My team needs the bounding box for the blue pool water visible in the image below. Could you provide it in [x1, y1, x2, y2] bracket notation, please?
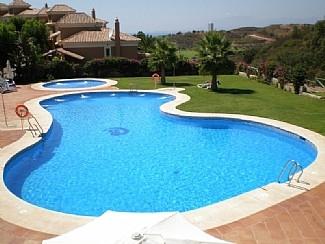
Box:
[4, 92, 317, 216]
[43, 79, 105, 89]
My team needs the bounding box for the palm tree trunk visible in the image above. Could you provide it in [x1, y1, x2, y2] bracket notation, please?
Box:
[160, 65, 166, 85]
[211, 73, 218, 91]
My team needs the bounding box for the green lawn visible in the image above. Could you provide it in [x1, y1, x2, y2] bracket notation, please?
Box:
[315, 92, 325, 97]
[114, 75, 325, 136]
[178, 49, 198, 59]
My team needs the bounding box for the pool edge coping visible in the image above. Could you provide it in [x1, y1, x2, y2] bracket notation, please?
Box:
[31, 78, 117, 92]
[0, 87, 324, 234]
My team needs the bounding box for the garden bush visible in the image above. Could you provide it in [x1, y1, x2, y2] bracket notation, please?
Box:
[48, 58, 75, 79]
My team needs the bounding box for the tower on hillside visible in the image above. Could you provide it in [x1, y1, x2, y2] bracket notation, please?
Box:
[208, 22, 214, 31]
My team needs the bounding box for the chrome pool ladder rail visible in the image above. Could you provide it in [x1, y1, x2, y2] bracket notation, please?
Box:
[129, 82, 138, 92]
[278, 160, 304, 186]
[27, 114, 44, 138]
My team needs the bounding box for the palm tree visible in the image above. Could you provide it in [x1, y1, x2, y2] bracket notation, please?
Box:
[136, 31, 156, 53]
[148, 38, 177, 85]
[198, 31, 233, 91]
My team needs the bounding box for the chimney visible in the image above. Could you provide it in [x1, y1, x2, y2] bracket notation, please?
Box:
[91, 8, 96, 20]
[115, 17, 121, 57]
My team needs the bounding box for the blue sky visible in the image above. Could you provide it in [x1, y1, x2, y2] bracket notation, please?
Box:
[25, 0, 325, 34]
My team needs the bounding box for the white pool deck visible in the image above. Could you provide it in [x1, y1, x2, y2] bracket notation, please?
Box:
[0, 87, 324, 235]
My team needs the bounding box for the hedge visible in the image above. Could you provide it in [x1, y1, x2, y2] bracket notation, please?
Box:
[23, 57, 202, 83]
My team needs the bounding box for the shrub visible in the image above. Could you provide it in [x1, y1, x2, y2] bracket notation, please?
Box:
[139, 58, 151, 76]
[291, 65, 306, 94]
[84, 59, 105, 77]
[48, 58, 75, 79]
[174, 60, 199, 76]
[217, 59, 236, 75]
[266, 62, 277, 84]
[84, 57, 141, 77]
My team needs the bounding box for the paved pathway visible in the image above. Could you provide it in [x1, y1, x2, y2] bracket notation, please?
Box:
[1, 85, 324, 244]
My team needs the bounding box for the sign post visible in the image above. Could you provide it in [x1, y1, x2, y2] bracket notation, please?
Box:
[151, 73, 160, 89]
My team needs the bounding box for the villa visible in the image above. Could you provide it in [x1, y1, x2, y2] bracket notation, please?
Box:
[0, 0, 140, 61]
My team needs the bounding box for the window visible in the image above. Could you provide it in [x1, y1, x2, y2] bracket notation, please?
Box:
[105, 47, 111, 57]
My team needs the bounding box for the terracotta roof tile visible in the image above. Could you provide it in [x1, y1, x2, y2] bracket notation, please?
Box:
[8, 0, 31, 8]
[57, 12, 96, 24]
[117, 32, 141, 41]
[62, 29, 109, 43]
[18, 8, 40, 16]
[47, 4, 76, 13]
[1, 13, 14, 17]
[95, 18, 108, 24]
[56, 48, 85, 60]
[0, 3, 8, 10]
[61, 28, 140, 43]
[37, 6, 48, 16]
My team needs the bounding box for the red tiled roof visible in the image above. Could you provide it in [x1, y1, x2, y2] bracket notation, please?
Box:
[1, 12, 14, 17]
[61, 28, 140, 44]
[8, 0, 31, 8]
[57, 12, 96, 24]
[0, 3, 8, 10]
[56, 48, 85, 60]
[47, 4, 76, 13]
[37, 6, 48, 16]
[18, 8, 40, 16]
[95, 18, 108, 25]
[62, 29, 110, 43]
[118, 32, 141, 41]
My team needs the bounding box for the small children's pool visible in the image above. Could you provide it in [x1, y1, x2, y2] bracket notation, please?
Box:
[43, 79, 106, 89]
[4, 92, 317, 216]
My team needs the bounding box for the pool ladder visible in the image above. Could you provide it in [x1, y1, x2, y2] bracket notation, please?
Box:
[27, 114, 44, 138]
[129, 82, 138, 93]
[277, 160, 304, 186]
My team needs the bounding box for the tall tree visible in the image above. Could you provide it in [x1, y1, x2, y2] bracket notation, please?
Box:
[198, 31, 233, 91]
[0, 22, 16, 70]
[148, 38, 177, 84]
[21, 19, 49, 52]
[0, 18, 49, 83]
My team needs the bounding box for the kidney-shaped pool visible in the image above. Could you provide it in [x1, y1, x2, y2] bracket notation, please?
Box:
[4, 92, 317, 216]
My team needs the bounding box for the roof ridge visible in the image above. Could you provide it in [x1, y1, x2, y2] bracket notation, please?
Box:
[8, 0, 31, 7]
[47, 4, 76, 12]
[57, 12, 96, 24]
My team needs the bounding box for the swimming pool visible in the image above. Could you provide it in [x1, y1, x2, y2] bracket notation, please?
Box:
[43, 79, 106, 89]
[4, 92, 317, 216]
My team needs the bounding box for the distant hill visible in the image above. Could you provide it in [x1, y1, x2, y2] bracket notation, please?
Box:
[251, 21, 325, 78]
[162, 21, 325, 79]
[165, 24, 310, 50]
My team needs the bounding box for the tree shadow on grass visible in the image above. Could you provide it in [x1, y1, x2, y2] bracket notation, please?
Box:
[215, 87, 255, 95]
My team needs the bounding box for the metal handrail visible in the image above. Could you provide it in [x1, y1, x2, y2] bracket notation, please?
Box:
[278, 160, 304, 186]
[129, 82, 137, 92]
[27, 114, 44, 138]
